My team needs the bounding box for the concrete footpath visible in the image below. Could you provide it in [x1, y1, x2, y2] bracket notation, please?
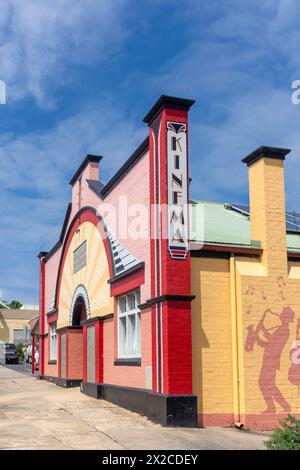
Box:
[0, 365, 267, 450]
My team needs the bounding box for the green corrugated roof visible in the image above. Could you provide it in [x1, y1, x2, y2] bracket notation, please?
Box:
[190, 200, 300, 251]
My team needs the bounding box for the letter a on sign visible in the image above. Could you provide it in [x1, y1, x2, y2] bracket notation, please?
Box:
[167, 121, 188, 259]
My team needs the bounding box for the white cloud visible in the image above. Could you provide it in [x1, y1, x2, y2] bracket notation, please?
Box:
[0, 97, 145, 303]
[0, 0, 129, 104]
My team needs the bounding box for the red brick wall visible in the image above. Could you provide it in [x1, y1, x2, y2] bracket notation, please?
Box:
[103, 310, 152, 388]
[67, 329, 83, 380]
[162, 300, 193, 394]
[43, 335, 58, 377]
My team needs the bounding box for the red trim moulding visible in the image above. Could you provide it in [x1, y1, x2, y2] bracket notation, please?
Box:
[83, 326, 87, 382]
[58, 332, 62, 378]
[47, 311, 58, 323]
[39, 258, 46, 376]
[31, 334, 35, 375]
[66, 330, 69, 380]
[110, 266, 145, 297]
[96, 321, 103, 384]
[82, 319, 104, 384]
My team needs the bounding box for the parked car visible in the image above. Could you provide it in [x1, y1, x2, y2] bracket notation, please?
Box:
[0, 343, 19, 364]
[25, 344, 39, 364]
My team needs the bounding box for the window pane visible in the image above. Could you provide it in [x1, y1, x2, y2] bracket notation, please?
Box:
[117, 290, 141, 358]
[127, 314, 135, 356]
[127, 293, 136, 310]
[119, 297, 127, 314]
[119, 316, 126, 356]
[50, 322, 57, 360]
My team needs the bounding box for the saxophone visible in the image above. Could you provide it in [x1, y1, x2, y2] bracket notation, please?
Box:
[245, 309, 279, 352]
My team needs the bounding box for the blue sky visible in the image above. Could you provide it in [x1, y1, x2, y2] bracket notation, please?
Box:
[1, 0, 300, 303]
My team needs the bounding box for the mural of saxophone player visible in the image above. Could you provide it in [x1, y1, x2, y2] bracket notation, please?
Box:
[245, 306, 295, 414]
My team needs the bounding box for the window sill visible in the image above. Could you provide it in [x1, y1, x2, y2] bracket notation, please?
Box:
[114, 358, 141, 366]
[48, 360, 57, 365]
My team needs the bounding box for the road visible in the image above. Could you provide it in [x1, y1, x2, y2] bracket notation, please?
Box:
[3, 362, 32, 374]
[0, 364, 268, 450]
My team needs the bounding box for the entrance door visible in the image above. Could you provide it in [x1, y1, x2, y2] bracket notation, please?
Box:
[61, 333, 66, 379]
[87, 326, 95, 383]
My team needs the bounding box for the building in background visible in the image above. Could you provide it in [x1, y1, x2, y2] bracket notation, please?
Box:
[38, 95, 300, 431]
[21, 305, 39, 311]
[0, 309, 38, 345]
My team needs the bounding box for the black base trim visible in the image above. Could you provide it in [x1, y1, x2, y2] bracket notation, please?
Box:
[80, 381, 102, 399]
[39, 375, 58, 385]
[56, 378, 82, 388]
[191, 250, 260, 259]
[39, 375, 82, 388]
[80, 382, 197, 427]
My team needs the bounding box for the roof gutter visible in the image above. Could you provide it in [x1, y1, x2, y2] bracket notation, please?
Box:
[190, 242, 263, 256]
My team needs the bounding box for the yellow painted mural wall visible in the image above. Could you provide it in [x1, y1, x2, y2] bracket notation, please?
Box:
[58, 221, 113, 328]
[192, 254, 300, 428]
[191, 257, 234, 423]
[236, 259, 300, 426]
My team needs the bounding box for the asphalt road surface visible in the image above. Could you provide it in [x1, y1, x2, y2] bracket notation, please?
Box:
[2, 362, 33, 375]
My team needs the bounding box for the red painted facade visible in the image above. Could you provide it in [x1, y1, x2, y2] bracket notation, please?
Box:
[147, 106, 193, 394]
[38, 96, 196, 427]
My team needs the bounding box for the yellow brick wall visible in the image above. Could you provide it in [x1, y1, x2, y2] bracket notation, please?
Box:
[191, 257, 233, 416]
[249, 158, 287, 275]
[191, 254, 300, 427]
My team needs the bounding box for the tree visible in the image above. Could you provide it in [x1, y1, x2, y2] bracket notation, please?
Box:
[8, 300, 22, 309]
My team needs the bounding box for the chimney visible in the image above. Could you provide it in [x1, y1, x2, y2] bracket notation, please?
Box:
[69, 154, 102, 210]
[242, 146, 291, 276]
[69, 154, 102, 186]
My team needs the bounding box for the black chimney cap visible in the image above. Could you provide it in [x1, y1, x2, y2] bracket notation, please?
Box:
[242, 146, 291, 167]
[143, 95, 195, 124]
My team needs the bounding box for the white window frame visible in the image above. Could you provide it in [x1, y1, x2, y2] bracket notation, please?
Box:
[118, 290, 141, 359]
[49, 322, 57, 361]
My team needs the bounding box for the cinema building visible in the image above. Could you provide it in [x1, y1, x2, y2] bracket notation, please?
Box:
[38, 96, 300, 430]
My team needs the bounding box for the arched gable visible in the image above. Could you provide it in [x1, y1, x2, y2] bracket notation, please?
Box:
[56, 208, 114, 328]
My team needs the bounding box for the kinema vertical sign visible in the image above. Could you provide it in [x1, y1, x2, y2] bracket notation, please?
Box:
[167, 121, 188, 259]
